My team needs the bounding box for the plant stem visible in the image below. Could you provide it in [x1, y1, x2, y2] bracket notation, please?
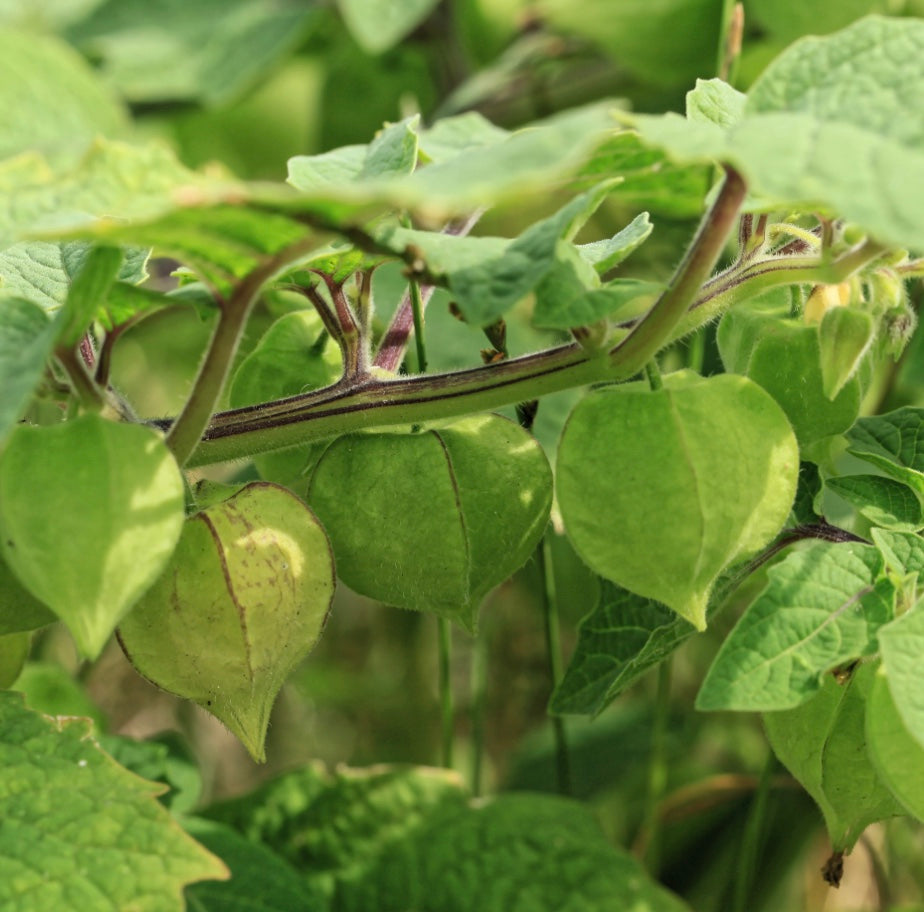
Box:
[644, 359, 663, 391]
[409, 273, 428, 373]
[537, 535, 572, 795]
[731, 750, 775, 912]
[641, 658, 672, 875]
[165, 238, 317, 466]
[57, 345, 105, 412]
[612, 165, 747, 374]
[438, 617, 454, 768]
[470, 631, 487, 796]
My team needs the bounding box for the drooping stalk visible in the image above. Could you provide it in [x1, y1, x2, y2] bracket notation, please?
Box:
[731, 750, 775, 912]
[536, 535, 572, 796]
[165, 237, 317, 466]
[641, 659, 672, 875]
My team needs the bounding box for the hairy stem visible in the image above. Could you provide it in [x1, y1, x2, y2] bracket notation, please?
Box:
[165, 238, 318, 466]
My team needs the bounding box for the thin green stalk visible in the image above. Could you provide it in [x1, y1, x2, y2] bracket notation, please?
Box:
[641, 659, 672, 876]
[612, 165, 747, 376]
[56, 345, 104, 412]
[165, 237, 317, 466]
[731, 751, 775, 912]
[438, 616, 454, 768]
[409, 273, 428, 374]
[469, 632, 486, 796]
[644, 359, 663, 391]
[537, 535, 572, 795]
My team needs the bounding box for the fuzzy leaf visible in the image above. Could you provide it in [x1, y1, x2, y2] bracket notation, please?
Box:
[697, 542, 894, 711]
[0, 416, 186, 658]
[877, 600, 924, 752]
[0, 552, 55, 636]
[846, 407, 924, 495]
[66, 0, 319, 106]
[551, 582, 690, 716]
[764, 662, 904, 852]
[629, 16, 924, 249]
[867, 667, 924, 822]
[818, 306, 875, 399]
[825, 474, 924, 532]
[0, 296, 57, 444]
[872, 528, 924, 577]
[0, 692, 227, 910]
[0, 27, 126, 166]
[577, 211, 653, 273]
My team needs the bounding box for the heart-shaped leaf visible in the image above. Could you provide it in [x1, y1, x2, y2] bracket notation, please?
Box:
[118, 482, 335, 762]
[557, 371, 799, 629]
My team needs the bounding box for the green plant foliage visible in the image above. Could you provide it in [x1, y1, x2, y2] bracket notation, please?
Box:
[0, 552, 55, 635]
[629, 17, 924, 249]
[0, 415, 186, 658]
[0, 691, 228, 910]
[872, 528, 924, 577]
[0, 632, 29, 688]
[0, 27, 126, 165]
[551, 581, 690, 716]
[697, 542, 894, 711]
[65, 0, 320, 106]
[307, 414, 553, 631]
[337, 0, 440, 53]
[763, 662, 905, 853]
[847, 407, 924, 495]
[557, 371, 798, 630]
[817, 306, 875, 400]
[867, 668, 924, 822]
[825, 474, 924, 532]
[183, 817, 326, 912]
[118, 482, 335, 762]
[877, 600, 924, 752]
[0, 297, 57, 444]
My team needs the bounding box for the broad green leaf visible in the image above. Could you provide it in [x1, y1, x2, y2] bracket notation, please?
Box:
[686, 78, 746, 128]
[867, 668, 924, 822]
[719, 308, 863, 448]
[551, 581, 690, 716]
[533, 277, 662, 331]
[557, 372, 799, 630]
[183, 818, 326, 912]
[203, 763, 467, 903]
[338, 0, 439, 53]
[307, 415, 553, 631]
[0, 691, 228, 910]
[629, 16, 924, 249]
[66, 0, 320, 106]
[447, 183, 614, 325]
[0, 28, 126, 166]
[0, 296, 57, 444]
[0, 551, 55, 636]
[416, 112, 509, 163]
[818, 306, 875, 400]
[825, 475, 924, 532]
[577, 211, 653, 274]
[763, 662, 904, 852]
[790, 461, 825, 525]
[0, 415, 186, 658]
[542, 0, 723, 87]
[846, 407, 924, 495]
[748, 0, 891, 44]
[871, 528, 924, 577]
[0, 139, 234, 253]
[118, 483, 335, 762]
[877, 599, 924, 751]
[361, 117, 420, 179]
[11, 661, 106, 729]
[98, 732, 202, 815]
[0, 632, 29, 689]
[0, 242, 148, 315]
[356, 793, 692, 912]
[697, 542, 893, 711]
[54, 245, 123, 347]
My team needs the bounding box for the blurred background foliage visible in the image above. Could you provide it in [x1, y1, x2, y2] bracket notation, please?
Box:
[3, 1, 924, 910]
